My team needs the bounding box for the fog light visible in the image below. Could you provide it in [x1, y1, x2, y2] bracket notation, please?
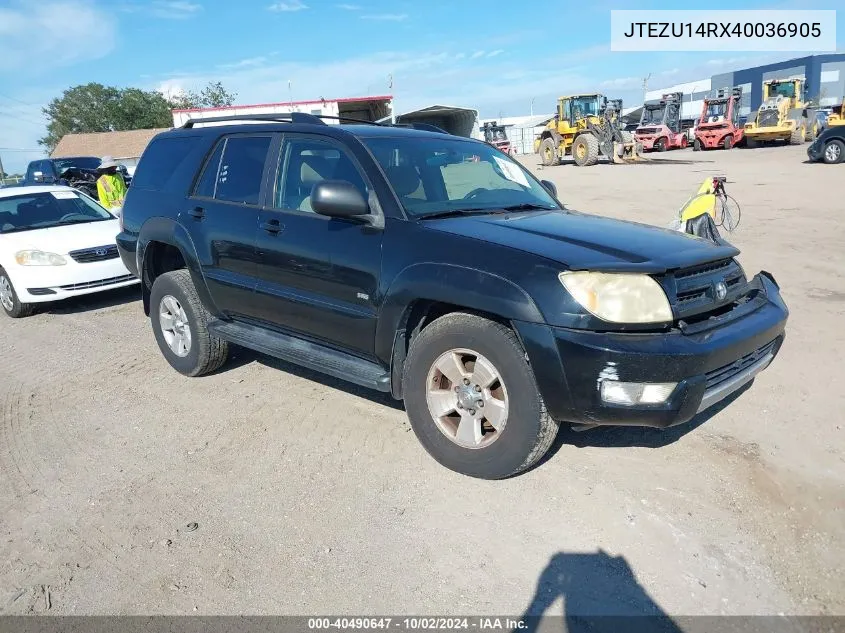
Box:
[600, 381, 677, 406]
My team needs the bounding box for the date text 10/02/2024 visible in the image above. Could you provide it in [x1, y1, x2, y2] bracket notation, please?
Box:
[307, 618, 528, 630]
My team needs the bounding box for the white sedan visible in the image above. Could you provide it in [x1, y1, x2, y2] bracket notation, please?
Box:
[0, 185, 140, 318]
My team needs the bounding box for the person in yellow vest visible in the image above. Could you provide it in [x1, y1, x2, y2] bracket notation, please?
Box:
[95, 156, 127, 211]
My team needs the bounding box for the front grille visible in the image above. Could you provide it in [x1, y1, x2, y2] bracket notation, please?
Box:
[59, 274, 135, 291]
[758, 110, 780, 128]
[68, 245, 119, 263]
[662, 258, 747, 320]
[705, 339, 779, 389]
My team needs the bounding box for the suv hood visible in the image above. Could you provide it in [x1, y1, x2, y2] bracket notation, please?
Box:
[424, 209, 739, 273]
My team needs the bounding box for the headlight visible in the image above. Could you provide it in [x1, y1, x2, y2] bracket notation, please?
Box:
[15, 250, 67, 266]
[559, 271, 672, 324]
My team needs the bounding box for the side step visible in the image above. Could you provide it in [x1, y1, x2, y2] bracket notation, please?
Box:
[209, 320, 392, 392]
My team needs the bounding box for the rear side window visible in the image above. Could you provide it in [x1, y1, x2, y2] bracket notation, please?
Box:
[214, 135, 272, 206]
[194, 140, 225, 198]
[132, 136, 198, 190]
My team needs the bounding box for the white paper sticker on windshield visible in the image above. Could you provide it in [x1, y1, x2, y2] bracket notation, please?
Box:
[492, 156, 530, 188]
[51, 190, 79, 199]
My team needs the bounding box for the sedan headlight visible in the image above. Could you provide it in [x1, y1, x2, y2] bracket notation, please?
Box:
[559, 271, 672, 324]
[15, 250, 67, 266]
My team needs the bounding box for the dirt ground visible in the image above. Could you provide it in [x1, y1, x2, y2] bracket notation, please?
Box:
[0, 143, 843, 617]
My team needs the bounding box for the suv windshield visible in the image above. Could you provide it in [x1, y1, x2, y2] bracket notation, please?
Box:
[0, 190, 112, 233]
[362, 136, 559, 218]
[53, 157, 101, 174]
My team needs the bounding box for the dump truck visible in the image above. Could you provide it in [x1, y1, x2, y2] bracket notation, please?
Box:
[535, 94, 644, 167]
[694, 87, 745, 150]
[744, 78, 816, 147]
[635, 92, 687, 151]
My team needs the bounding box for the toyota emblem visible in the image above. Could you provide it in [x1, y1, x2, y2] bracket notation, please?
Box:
[715, 281, 728, 301]
[95, 248, 107, 256]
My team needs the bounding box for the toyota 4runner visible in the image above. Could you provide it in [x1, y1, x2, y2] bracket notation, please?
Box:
[116, 113, 788, 479]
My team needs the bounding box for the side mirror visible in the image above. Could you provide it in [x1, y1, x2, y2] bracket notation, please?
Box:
[311, 180, 369, 219]
[540, 179, 557, 198]
[33, 171, 44, 182]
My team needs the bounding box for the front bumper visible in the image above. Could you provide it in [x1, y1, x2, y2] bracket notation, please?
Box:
[635, 136, 657, 150]
[807, 141, 824, 162]
[515, 273, 788, 428]
[9, 257, 140, 304]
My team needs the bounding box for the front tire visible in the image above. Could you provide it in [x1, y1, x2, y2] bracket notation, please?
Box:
[656, 137, 668, 152]
[538, 137, 560, 167]
[693, 138, 702, 151]
[723, 135, 733, 150]
[571, 134, 599, 166]
[0, 268, 35, 318]
[149, 270, 229, 377]
[402, 313, 559, 479]
[789, 126, 804, 145]
[823, 139, 845, 164]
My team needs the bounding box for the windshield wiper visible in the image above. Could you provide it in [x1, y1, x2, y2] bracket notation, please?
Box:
[419, 203, 557, 220]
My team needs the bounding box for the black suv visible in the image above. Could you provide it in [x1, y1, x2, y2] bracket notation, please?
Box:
[117, 113, 788, 479]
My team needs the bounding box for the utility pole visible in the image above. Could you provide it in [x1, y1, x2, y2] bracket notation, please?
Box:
[642, 73, 652, 105]
[530, 97, 535, 116]
[388, 74, 395, 124]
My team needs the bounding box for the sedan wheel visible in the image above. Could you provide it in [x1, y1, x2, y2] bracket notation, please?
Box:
[425, 348, 509, 449]
[824, 140, 843, 164]
[0, 276, 13, 312]
[159, 295, 192, 357]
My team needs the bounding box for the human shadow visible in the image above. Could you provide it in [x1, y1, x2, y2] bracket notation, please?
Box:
[516, 551, 684, 633]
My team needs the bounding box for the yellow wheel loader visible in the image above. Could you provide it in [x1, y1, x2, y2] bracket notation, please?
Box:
[534, 94, 645, 167]
[826, 98, 845, 127]
[744, 78, 817, 147]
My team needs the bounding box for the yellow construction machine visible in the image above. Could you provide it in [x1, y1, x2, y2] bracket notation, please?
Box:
[744, 78, 817, 147]
[826, 98, 845, 127]
[534, 94, 645, 166]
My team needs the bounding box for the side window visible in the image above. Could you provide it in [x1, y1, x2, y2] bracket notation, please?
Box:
[133, 136, 199, 190]
[193, 140, 225, 198]
[275, 137, 368, 212]
[214, 135, 272, 206]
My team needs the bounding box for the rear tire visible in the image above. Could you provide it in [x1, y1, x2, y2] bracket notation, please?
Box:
[723, 135, 733, 150]
[656, 137, 668, 152]
[693, 138, 702, 151]
[572, 134, 599, 166]
[149, 269, 229, 377]
[746, 137, 758, 149]
[823, 139, 845, 164]
[789, 126, 804, 145]
[680, 136, 688, 149]
[0, 268, 35, 318]
[402, 313, 559, 479]
[538, 137, 560, 167]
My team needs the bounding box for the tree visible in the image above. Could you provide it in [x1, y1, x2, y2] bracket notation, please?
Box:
[39, 81, 237, 152]
[169, 81, 238, 110]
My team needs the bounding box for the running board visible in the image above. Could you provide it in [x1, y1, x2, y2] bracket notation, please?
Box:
[208, 320, 392, 392]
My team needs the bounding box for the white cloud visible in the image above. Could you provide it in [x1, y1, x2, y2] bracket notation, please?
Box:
[335, 3, 361, 9]
[0, 1, 116, 69]
[487, 49, 504, 58]
[470, 50, 485, 59]
[361, 13, 408, 21]
[150, 0, 202, 19]
[268, 0, 307, 11]
[218, 56, 269, 70]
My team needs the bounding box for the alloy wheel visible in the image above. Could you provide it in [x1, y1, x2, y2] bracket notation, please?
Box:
[159, 295, 192, 357]
[825, 142, 841, 163]
[425, 348, 509, 449]
[0, 276, 14, 312]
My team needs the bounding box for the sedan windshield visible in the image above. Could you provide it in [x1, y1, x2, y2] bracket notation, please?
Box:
[362, 136, 560, 218]
[0, 190, 112, 234]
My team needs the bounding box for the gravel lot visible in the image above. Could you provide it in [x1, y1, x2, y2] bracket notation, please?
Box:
[1, 143, 843, 617]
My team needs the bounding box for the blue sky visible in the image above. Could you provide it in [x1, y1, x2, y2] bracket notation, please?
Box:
[0, 0, 842, 172]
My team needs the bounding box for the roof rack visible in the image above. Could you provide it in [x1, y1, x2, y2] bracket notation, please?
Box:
[180, 112, 327, 128]
[180, 112, 450, 135]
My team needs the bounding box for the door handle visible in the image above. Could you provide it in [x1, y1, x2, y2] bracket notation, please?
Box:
[260, 219, 283, 234]
[188, 206, 205, 219]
